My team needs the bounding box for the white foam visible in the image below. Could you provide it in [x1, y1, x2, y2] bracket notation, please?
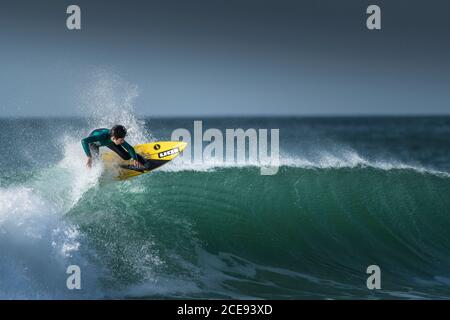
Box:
[0, 72, 160, 299]
[0, 187, 100, 299]
[158, 147, 450, 178]
[0, 132, 109, 298]
[57, 138, 103, 207]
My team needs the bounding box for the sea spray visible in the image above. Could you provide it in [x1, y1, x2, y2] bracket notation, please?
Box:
[57, 138, 103, 207]
[79, 70, 151, 145]
[0, 187, 101, 299]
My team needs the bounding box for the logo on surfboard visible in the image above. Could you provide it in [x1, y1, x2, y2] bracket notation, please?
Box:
[158, 147, 180, 158]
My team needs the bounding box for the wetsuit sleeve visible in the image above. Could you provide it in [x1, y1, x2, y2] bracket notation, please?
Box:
[81, 135, 101, 157]
[122, 141, 138, 160]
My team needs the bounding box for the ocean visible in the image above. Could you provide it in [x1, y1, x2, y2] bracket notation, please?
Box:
[1, 116, 450, 299]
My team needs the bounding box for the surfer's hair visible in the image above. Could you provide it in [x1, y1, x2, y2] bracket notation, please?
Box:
[111, 125, 127, 139]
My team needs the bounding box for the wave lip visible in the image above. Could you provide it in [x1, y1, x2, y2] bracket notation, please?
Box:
[160, 148, 450, 178]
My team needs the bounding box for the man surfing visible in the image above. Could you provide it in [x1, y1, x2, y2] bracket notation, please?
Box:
[81, 125, 146, 168]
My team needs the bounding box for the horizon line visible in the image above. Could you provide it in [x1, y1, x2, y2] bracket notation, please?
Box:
[2, 114, 450, 120]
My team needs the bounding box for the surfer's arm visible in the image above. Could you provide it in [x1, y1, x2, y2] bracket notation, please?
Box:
[122, 141, 138, 161]
[81, 135, 100, 157]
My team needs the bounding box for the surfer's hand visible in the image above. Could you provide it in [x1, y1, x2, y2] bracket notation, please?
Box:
[133, 160, 144, 168]
[86, 157, 93, 168]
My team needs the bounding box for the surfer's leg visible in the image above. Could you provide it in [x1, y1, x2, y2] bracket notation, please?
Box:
[108, 144, 147, 166]
[135, 154, 149, 168]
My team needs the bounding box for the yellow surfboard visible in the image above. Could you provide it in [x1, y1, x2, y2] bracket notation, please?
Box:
[101, 141, 187, 180]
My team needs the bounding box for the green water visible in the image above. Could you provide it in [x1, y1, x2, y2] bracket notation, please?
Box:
[1, 117, 450, 299]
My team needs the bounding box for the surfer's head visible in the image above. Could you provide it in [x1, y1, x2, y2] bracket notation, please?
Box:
[110, 125, 127, 145]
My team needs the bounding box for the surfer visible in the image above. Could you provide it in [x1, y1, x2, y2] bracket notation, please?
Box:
[81, 125, 146, 168]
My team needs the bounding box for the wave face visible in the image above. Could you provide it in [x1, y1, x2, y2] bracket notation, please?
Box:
[1, 92, 450, 299]
[69, 165, 450, 299]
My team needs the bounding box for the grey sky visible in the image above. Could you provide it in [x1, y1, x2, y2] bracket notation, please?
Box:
[0, 0, 449, 117]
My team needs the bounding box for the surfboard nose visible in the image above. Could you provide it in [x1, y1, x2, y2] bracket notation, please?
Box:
[178, 141, 188, 151]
